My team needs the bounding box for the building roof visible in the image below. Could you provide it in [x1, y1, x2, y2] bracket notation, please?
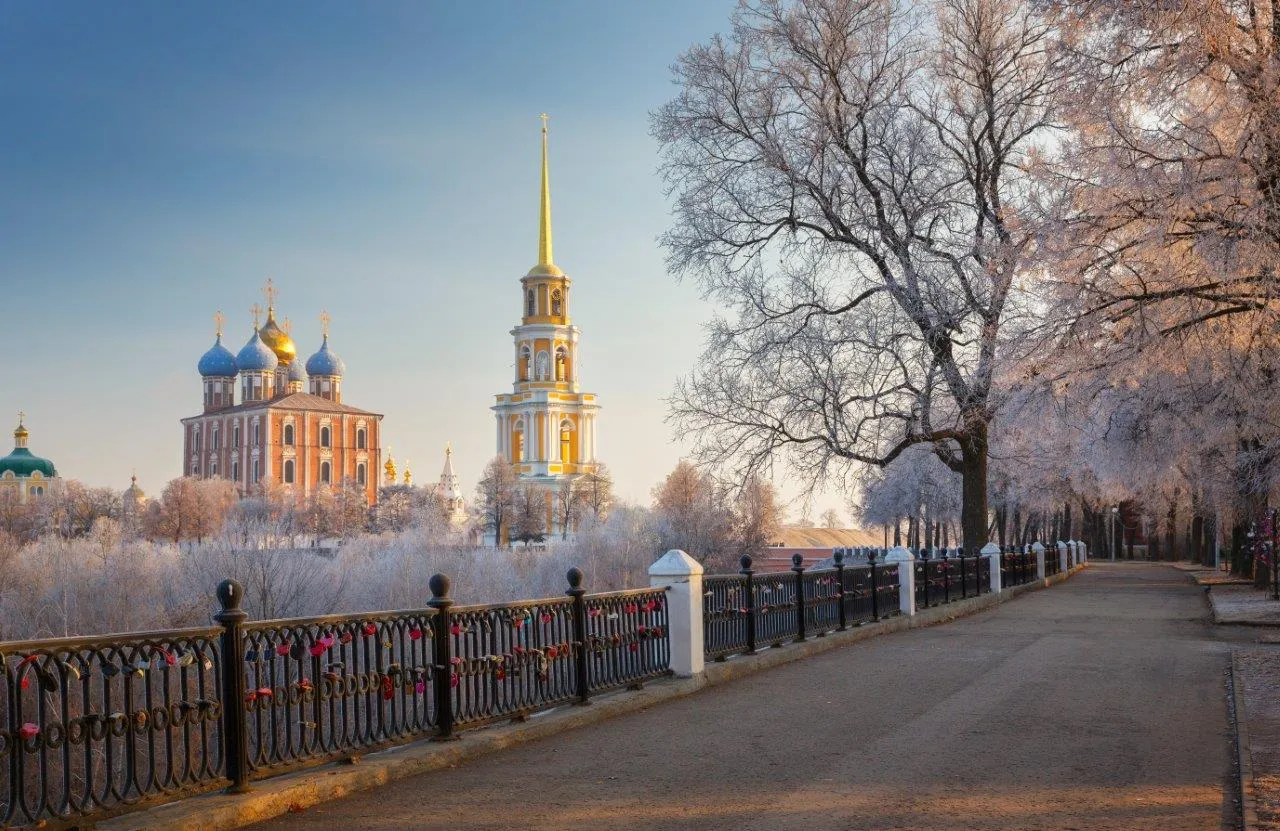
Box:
[183, 392, 381, 420]
[772, 526, 883, 549]
[0, 447, 57, 478]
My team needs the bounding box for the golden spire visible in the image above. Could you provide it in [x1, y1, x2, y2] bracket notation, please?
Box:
[320, 310, 331, 338]
[214, 310, 225, 338]
[14, 411, 27, 447]
[403, 460, 412, 487]
[250, 303, 262, 328]
[527, 114, 564, 278]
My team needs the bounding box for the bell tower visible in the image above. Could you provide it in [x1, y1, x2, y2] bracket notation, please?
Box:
[492, 117, 600, 537]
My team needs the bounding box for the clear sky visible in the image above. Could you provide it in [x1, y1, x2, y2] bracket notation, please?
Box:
[0, 1, 842, 520]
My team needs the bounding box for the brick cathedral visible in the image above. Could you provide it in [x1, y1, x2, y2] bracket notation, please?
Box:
[182, 283, 383, 505]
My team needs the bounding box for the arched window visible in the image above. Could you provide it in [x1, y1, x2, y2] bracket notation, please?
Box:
[555, 346, 567, 381]
[356, 463, 366, 485]
[551, 289, 562, 316]
[233, 423, 241, 447]
[284, 459, 295, 484]
[535, 351, 550, 381]
[232, 459, 239, 481]
[210, 458, 218, 476]
[357, 427, 367, 450]
[320, 461, 331, 484]
[251, 459, 260, 483]
[212, 424, 220, 450]
[560, 419, 573, 461]
[34, 487, 44, 496]
[192, 428, 200, 452]
[513, 422, 525, 463]
[320, 426, 331, 448]
[284, 423, 295, 446]
[519, 345, 532, 381]
[251, 422, 260, 447]
[526, 289, 536, 317]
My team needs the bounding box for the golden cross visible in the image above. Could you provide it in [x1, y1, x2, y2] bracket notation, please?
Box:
[540, 113, 549, 134]
[263, 277, 278, 310]
[283, 317, 293, 335]
[250, 303, 262, 328]
[17, 411, 24, 426]
[320, 310, 331, 338]
[213, 310, 225, 337]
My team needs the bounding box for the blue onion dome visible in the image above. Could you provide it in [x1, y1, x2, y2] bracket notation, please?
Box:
[197, 334, 238, 378]
[236, 330, 279, 372]
[287, 358, 307, 384]
[305, 335, 346, 377]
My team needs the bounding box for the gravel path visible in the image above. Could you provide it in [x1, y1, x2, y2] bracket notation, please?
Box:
[247, 563, 1234, 831]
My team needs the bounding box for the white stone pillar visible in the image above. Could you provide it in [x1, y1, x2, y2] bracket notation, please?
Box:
[1068, 540, 1078, 567]
[1080, 541, 1088, 563]
[1058, 541, 1068, 573]
[982, 542, 1002, 593]
[649, 550, 704, 678]
[1032, 541, 1046, 580]
[885, 546, 915, 616]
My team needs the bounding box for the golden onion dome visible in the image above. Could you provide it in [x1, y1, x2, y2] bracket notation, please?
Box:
[257, 309, 297, 365]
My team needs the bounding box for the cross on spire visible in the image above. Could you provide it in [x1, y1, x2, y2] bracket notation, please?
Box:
[250, 303, 262, 328]
[263, 278, 278, 310]
[213, 310, 225, 338]
[320, 310, 331, 338]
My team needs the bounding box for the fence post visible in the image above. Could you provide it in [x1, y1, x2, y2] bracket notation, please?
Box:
[980, 542, 1001, 594]
[886, 546, 915, 616]
[1058, 541, 1069, 575]
[869, 550, 880, 620]
[428, 573, 458, 741]
[214, 579, 251, 794]
[834, 550, 847, 631]
[792, 554, 807, 642]
[1032, 541, 1046, 581]
[740, 554, 756, 655]
[649, 550, 704, 678]
[566, 567, 590, 706]
[959, 552, 968, 599]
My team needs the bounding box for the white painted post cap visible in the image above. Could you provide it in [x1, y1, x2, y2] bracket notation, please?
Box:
[649, 549, 704, 577]
[980, 542, 1001, 555]
[1031, 542, 1045, 553]
[884, 546, 914, 562]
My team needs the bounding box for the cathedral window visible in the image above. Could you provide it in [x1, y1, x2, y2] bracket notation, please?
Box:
[192, 428, 200, 452]
[284, 459, 295, 484]
[320, 426, 331, 448]
[519, 345, 531, 381]
[356, 463, 366, 485]
[320, 461, 331, 484]
[357, 427, 367, 450]
[526, 289, 536, 317]
[252, 459, 260, 483]
[210, 458, 218, 477]
[233, 423, 241, 447]
[251, 422, 260, 447]
[212, 425, 220, 450]
[555, 346, 567, 381]
[535, 351, 551, 381]
[232, 459, 239, 481]
[284, 423, 295, 446]
[551, 289, 562, 316]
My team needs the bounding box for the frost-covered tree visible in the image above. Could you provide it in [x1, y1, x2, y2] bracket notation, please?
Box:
[656, 0, 1067, 549]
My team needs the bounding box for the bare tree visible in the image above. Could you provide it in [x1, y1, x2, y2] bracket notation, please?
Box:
[511, 486, 548, 546]
[819, 508, 842, 529]
[475, 456, 518, 545]
[654, 0, 1066, 549]
[651, 460, 734, 566]
[733, 476, 784, 559]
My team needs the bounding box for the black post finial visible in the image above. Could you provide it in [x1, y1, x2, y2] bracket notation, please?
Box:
[791, 553, 804, 570]
[739, 554, 753, 572]
[216, 579, 243, 613]
[566, 567, 584, 590]
[833, 550, 844, 565]
[428, 573, 451, 604]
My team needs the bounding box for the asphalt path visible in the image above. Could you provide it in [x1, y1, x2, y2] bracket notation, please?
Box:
[248, 563, 1235, 830]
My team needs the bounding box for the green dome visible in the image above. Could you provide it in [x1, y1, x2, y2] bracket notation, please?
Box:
[0, 448, 57, 478]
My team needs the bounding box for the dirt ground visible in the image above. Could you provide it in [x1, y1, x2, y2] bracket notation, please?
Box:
[247, 564, 1237, 831]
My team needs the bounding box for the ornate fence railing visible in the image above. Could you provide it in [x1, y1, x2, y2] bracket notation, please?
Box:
[1044, 547, 1062, 577]
[913, 552, 988, 609]
[1001, 548, 1037, 587]
[702, 553, 901, 661]
[1, 568, 670, 830]
[1, 627, 226, 830]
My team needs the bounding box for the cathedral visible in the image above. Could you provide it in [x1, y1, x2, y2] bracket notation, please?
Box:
[0, 414, 60, 503]
[183, 285, 384, 505]
[491, 117, 601, 538]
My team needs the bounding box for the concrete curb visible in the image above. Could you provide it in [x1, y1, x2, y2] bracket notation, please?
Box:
[1208, 584, 1280, 627]
[1232, 651, 1264, 831]
[101, 564, 1084, 831]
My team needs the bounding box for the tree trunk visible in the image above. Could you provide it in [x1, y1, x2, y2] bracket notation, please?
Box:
[1165, 498, 1177, 562]
[1191, 514, 1204, 566]
[959, 421, 989, 554]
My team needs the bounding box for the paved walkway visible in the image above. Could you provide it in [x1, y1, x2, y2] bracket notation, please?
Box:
[248, 564, 1235, 831]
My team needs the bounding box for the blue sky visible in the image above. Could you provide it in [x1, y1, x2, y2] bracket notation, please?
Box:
[0, 1, 840, 519]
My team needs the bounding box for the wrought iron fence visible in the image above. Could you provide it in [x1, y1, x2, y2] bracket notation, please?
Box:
[1, 627, 225, 830]
[1001, 547, 1037, 587]
[1044, 547, 1062, 577]
[1, 568, 670, 830]
[702, 553, 901, 660]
